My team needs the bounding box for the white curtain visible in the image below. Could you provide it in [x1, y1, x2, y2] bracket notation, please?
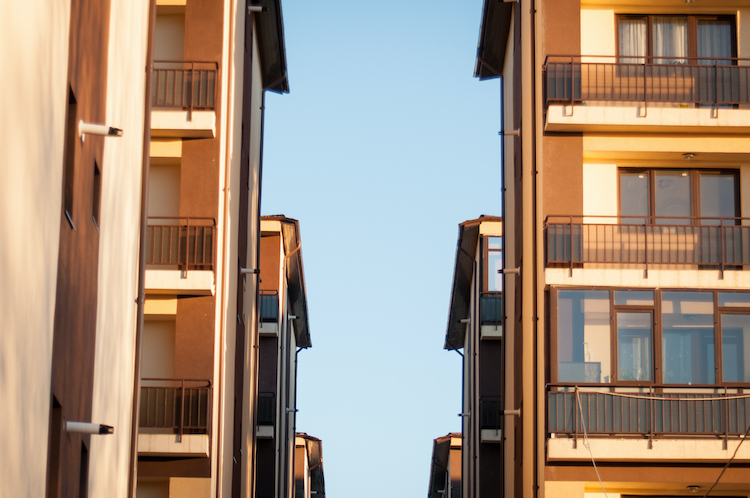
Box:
[653, 16, 687, 64]
[698, 20, 732, 65]
[619, 18, 647, 64]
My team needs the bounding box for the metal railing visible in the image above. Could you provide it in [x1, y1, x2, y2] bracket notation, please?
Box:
[480, 293, 502, 325]
[257, 392, 275, 426]
[545, 215, 750, 276]
[480, 397, 503, 431]
[545, 55, 750, 113]
[548, 385, 750, 441]
[146, 217, 215, 272]
[139, 378, 212, 438]
[152, 60, 218, 112]
[259, 291, 279, 323]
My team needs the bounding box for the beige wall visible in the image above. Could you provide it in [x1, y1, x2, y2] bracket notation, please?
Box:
[154, 13, 185, 61]
[142, 320, 176, 378]
[170, 477, 211, 498]
[89, 0, 150, 497]
[0, 1, 70, 496]
[149, 161, 181, 217]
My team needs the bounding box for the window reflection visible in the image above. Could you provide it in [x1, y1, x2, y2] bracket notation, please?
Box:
[661, 292, 715, 384]
[617, 312, 652, 381]
[558, 290, 610, 383]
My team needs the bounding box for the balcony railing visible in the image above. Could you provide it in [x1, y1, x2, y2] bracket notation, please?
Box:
[139, 378, 212, 437]
[152, 60, 218, 112]
[546, 215, 750, 276]
[480, 397, 503, 431]
[480, 293, 502, 325]
[259, 290, 279, 323]
[257, 392, 275, 426]
[549, 385, 750, 440]
[146, 217, 215, 272]
[545, 55, 750, 112]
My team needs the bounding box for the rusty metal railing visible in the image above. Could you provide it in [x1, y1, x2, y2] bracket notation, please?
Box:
[545, 215, 750, 277]
[544, 55, 750, 114]
[549, 385, 750, 443]
[152, 60, 218, 113]
[146, 217, 216, 272]
[139, 378, 212, 439]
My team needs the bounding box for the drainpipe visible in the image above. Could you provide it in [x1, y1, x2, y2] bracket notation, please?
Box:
[128, 0, 156, 495]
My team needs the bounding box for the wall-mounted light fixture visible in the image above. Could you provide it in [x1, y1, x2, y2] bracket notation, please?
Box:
[78, 121, 122, 143]
[66, 421, 114, 435]
[240, 268, 260, 275]
[682, 153, 696, 161]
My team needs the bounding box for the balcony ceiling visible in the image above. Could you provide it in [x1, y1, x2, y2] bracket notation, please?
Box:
[581, 0, 746, 10]
[583, 150, 750, 164]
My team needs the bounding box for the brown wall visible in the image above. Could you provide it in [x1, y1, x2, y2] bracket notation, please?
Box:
[180, 139, 220, 219]
[260, 234, 281, 292]
[175, 296, 215, 379]
[47, 0, 111, 496]
[541, 0, 583, 217]
[183, 0, 223, 62]
[541, 135, 583, 216]
[258, 337, 279, 394]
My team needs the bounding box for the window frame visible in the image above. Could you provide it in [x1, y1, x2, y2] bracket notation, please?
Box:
[551, 287, 750, 388]
[617, 167, 740, 224]
[615, 14, 738, 64]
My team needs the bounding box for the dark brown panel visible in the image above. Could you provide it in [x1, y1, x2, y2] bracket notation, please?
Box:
[260, 234, 281, 292]
[542, 135, 583, 217]
[255, 439, 275, 498]
[137, 457, 210, 478]
[541, 0, 580, 55]
[480, 444, 503, 497]
[183, 0, 223, 63]
[179, 138, 220, 219]
[175, 296, 215, 379]
[258, 337, 279, 394]
[479, 341, 503, 397]
[47, 0, 111, 495]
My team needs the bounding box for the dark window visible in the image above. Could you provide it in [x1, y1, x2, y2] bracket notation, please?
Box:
[63, 88, 77, 229]
[92, 162, 101, 229]
[618, 15, 736, 63]
[619, 169, 739, 224]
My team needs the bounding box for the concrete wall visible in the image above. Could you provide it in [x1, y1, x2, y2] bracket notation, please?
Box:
[0, 1, 70, 495]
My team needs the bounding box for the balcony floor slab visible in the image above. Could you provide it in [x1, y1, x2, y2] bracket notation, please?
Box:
[137, 433, 209, 457]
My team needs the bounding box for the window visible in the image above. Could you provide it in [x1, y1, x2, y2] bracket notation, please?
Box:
[481, 236, 503, 325]
[618, 15, 736, 64]
[619, 169, 739, 224]
[553, 289, 750, 386]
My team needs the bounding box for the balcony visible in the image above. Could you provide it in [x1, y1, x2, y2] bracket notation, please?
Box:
[480, 397, 503, 442]
[138, 378, 211, 457]
[259, 290, 279, 336]
[546, 215, 750, 277]
[544, 55, 750, 133]
[150, 60, 218, 138]
[256, 392, 275, 439]
[480, 293, 502, 339]
[547, 385, 750, 463]
[145, 217, 215, 295]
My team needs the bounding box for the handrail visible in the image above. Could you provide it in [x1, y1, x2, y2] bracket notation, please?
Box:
[152, 60, 219, 113]
[548, 384, 750, 442]
[545, 215, 750, 277]
[139, 378, 212, 439]
[544, 55, 750, 114]
[145, 217, 216, 273]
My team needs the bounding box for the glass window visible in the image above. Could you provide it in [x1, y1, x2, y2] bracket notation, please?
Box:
[652, 16, 688, 64]
[617, 312, 653, 381]
[620, 172, 649, 224]
[614, 290, 654, 306]
[557, 290, 611, 383]
[486, 236, 503, 292]
[721, 314, 750, 382]
[719, 293, 750, 307]
[700, 173, 737, 223]
[654, 170, 691, 223]
[698, 19, 734, 64]
[619, 18, 647, 64]
[662, 292, 715, 384]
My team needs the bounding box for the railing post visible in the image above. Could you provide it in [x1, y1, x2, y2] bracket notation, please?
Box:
[185, 217, 190, 276]
[569, 216, 574, 277]
[714, 58, 719, 116]
[643, 59, 648, 117]
[649, 386, 654, 445]
[724, 386, 729, 445]
[189, 61, 195, 120]
[574, 386, 579, 449]
[570, 55, 575, 114]
[644, 221, 649, 278]
[179, 379, 185, 442]
[720, 217, 725, 279]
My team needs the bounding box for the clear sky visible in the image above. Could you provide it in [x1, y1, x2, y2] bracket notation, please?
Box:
[261, 1, 501, 496]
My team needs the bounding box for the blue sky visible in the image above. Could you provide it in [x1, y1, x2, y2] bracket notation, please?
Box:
[261, 1, 500, 496]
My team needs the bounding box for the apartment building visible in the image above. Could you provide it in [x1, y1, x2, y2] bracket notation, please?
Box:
[136, 1, 288, 498]
[444, 216, 503, 498]
[0, 0, 150, 497]
[255, 216, 312, 498]
[427, 433, 462, 498]
[475, 0, 750, 497]
[294, 433, 326, 498]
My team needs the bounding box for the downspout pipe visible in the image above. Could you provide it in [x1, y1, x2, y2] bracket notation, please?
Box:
[128, 0, 156, 495]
